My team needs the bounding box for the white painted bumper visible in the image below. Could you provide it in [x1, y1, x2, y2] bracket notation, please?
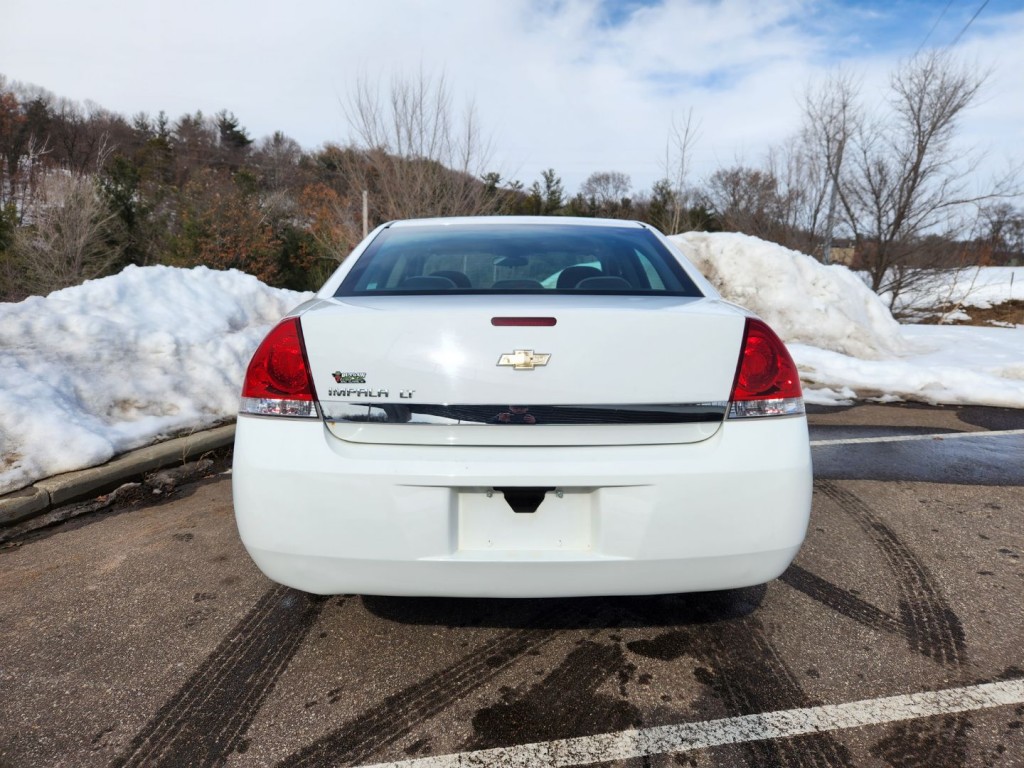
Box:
[232, 416, 812, 597]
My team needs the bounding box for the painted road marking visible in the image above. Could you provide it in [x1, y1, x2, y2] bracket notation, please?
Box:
[354, 679, 1024, 768]
[811, 428, 1024, 446]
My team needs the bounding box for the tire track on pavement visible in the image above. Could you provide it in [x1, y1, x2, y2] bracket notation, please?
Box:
[696, 618, 853, 767]
[815, 480, 966, 666]
[465, 640, 641, 751]
[814, 479, 970, 766]
[780, 564, 905, 637]
[274, 604, 583, 768]
[113, 585, 325, 768]
[629, 609, 853, 767]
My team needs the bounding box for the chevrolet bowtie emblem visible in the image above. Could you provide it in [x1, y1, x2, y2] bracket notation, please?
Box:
[497, 349, 551, 370]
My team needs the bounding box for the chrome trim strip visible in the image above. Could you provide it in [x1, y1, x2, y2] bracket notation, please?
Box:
[321, 402, 728, 426]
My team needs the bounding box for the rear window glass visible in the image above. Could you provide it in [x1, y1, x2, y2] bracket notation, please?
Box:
[335, 223, 702, 297]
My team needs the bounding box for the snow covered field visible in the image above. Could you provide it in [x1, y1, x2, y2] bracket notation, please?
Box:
[1, 234, 1021, 495]
[893, 266, 1023, 319]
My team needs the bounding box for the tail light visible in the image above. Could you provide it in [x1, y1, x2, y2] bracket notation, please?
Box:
[240, 317, 318, 418]
[727, 318, 804, 419]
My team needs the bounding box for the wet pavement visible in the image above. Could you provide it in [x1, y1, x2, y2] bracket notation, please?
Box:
[808, 404, 1024, 486]
[1, 403, 1023, 767]
[812, 431, 1024, 486]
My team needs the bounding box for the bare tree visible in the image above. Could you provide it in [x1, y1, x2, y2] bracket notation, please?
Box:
[703, 165, 791, 241]
[340, 71, 499, 222]
[661, 109, 699, 234]
[0, 77, 51, 220]
[49, 98, 125, 175]
[800, 70, 860, 263]
[171, 112, 219, 187]
[703, 72, 858, 257]
[701, 53, 1019, 312]
[578, 170, 631, 217]
[835, 52, 1019, 308]
[9, 172, 122, 297]
[580, 171, 631, 206]
[979, 203, 1024, 264]
[253, 130, 303, 192]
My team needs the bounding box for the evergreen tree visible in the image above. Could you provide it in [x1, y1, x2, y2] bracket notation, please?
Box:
[216, 110, 253, 150]
[540, 168, 564, 214]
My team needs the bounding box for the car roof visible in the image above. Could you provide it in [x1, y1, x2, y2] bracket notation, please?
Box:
[385, 216, 649, 230]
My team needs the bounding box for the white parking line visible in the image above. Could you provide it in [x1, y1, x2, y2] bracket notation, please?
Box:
[811, 428, 1024, 446]
[353, 679, 1024, 768]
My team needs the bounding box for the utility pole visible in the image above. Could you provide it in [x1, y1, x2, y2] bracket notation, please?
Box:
[362, 190, 368, 239]
[821, 132, 847, 266]
[822, 177, 839, 266]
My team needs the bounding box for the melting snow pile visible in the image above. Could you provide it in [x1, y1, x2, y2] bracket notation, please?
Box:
[671, 231, 1023, 408]
[671, 232, 906, 359]
[0, 265, 311, 494]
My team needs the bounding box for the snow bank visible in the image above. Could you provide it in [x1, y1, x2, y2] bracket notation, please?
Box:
[670, 232, 906, 359]
[794, 325, 1024, 407]
[0, 265, 311, 494]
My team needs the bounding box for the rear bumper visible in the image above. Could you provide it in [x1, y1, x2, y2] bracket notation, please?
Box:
[232, 415, 812, 597]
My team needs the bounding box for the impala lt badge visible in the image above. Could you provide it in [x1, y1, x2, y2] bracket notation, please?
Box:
[497, 349, 551, 370]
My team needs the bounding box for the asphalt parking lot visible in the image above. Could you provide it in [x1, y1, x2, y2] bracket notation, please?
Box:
[1, 403, 1022, 768]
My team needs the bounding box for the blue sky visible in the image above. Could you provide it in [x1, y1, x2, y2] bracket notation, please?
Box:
[809, 0, 1023, 54]
[592, 1, 1023, 51]
[1, 0, 1021, 196]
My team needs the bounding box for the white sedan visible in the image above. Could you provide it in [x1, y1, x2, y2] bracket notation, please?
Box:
[232, 217, 812, 597]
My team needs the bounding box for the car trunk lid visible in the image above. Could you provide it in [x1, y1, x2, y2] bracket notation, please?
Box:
[300, 295, 745, 446]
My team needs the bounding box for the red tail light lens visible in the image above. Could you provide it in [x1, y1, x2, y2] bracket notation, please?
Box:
[728, 318, 803, 418]
[240, 318, 317, 417]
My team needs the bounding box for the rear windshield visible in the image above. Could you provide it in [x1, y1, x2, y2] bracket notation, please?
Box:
[335, 223, 703, 297]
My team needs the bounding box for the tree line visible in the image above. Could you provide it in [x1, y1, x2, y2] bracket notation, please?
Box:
[1, 55, 1020, 310]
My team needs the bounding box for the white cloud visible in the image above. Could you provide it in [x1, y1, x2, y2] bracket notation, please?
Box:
[0, 0, 1021, 197]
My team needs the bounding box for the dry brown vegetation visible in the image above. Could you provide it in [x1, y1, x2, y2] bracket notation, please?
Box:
[922, 299, 1024, 327]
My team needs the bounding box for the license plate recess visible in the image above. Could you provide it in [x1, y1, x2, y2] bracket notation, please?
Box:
[458, 489, 592, 551]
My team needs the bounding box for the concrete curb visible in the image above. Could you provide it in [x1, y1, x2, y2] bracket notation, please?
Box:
[0, 424, 236, 529]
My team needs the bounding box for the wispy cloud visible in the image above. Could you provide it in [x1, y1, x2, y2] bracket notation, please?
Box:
[0, 0, 1020, 195]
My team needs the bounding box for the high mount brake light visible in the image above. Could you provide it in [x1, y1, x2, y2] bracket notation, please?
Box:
[728, 318, 804, 419]
[240, 317, 317, 418]
[491, 317, 558, 327]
